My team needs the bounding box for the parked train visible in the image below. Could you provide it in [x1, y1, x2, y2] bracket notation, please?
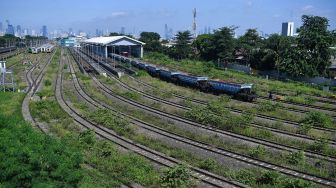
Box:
[0, 46, 17, 54]
[28, 44, 54, 54]
[110, 53, 257, 102]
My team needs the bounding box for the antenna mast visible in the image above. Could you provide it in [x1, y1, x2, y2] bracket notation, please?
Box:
[192, 8, 197, 38]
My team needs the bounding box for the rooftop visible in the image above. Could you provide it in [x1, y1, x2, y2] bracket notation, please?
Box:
[83, 36, 145, 46]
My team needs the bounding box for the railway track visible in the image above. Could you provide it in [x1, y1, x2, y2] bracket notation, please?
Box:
[66, 52, 336, 187]
[269, 91, 336, 106]
[60, 51, 248, 188]
[22, 50, 56, 133]
[90, 71, 336, 164]
[110, 73, 336, 146]
[125, 73, 336, 133]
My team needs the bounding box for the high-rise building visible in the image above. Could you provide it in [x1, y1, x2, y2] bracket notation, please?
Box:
[6, 24, 15, 35]
[120, 27, 125, 35]
[95, 29, 103, 37]
[281, 22, 294, 36]
[0, 22, 3, 32]
[23, 28, 28, 36]
[68, 28, 73, 35]
[16, 25, 22, 36]
[42, 25, 47, 37]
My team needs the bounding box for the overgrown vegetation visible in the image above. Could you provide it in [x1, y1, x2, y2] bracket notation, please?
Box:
[301, 111, 334, 128]
[0, 92, 82, 187]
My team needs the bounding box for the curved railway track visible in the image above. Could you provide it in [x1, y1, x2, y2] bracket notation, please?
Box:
[66, 52, 336, 187]
[22, 50, 56, 133]
[59, 51, 248, 188]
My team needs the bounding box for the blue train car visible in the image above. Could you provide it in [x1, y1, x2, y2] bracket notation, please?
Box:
[207, 80, 255, 101]
[158, 69, 180, 81]
[146, 65, 160, 76]
[137, 62, 148, 69]
[176, 74, 208, 87]
[131, 60, 138, 66]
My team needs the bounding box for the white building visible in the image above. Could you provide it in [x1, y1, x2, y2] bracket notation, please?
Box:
[281, 22, 294, 37]
[82, 36, 145, 58]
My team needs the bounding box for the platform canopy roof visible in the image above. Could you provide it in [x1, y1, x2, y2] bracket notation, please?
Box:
[83, 36, 145, 46]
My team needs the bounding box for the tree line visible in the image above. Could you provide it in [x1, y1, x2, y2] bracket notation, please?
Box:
[138, 15, 336, 77]
[0, 34, 48, 47]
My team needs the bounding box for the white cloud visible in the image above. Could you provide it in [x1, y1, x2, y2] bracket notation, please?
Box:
[111, 11, 128, 17]
[302, 5, 314, 12]
[247, 0, 252, 6]
[272, 14, 280, 18]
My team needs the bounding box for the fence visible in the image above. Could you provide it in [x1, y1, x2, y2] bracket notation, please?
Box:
[221, 62, 336, 87]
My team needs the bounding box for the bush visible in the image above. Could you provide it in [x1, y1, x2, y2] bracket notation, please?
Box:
[256, 171, 280, 185]
[199, 158, 217, 171]
[0, 114, 83, 187]
[286, 96, 315, 105]
[30, 100, 67, 122]
[257, 100, 280, 112]
[185, 106, 222, 126]
[248, 145, 266, 158]
[283, 178, 313, 188]
[88, 109, 133, 136]
[301, 111, 333, 128]
[120, 91, 141, 101]
[286, 151, 305, 165]
[207, 101, 230, 115]
[308, 139, 329, 153]
[44, 79, 52, 86]
[160, 164, 194, 188]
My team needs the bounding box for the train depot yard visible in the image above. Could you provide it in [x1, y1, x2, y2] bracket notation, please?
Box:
[1, 1, 336, 187]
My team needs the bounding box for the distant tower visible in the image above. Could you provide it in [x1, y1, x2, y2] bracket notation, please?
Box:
[164, 24, 169, 40]
[192, 8, 197, 38]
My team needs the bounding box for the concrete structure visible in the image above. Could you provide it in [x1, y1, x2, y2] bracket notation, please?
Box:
[281, 22, 294, 36]
[82, 36, 145, 58]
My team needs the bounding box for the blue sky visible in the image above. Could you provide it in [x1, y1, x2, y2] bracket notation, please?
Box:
[0, 0, 335, 36]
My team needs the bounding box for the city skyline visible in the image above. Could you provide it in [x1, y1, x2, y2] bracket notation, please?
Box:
[0, 0, 335, 38]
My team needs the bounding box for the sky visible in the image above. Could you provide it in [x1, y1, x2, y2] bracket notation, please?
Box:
[0, 0, 335, 36]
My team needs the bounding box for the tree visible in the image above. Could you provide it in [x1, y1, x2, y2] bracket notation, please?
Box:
[212, 27, 237, 62]
[174, 31, 193, 59]
[109, 32, 121, 36]
[237, 28, 262, 64]
[109, 32, 134, 38]
[297, 15, 334, 76]
[193, 34, 216, 61]
[250, 34, 295, 71]
[139, 32, 162, 52]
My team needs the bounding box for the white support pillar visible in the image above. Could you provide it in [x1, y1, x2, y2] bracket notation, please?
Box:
[105, 46, 107, 58]
[140, 45, 143, 59]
